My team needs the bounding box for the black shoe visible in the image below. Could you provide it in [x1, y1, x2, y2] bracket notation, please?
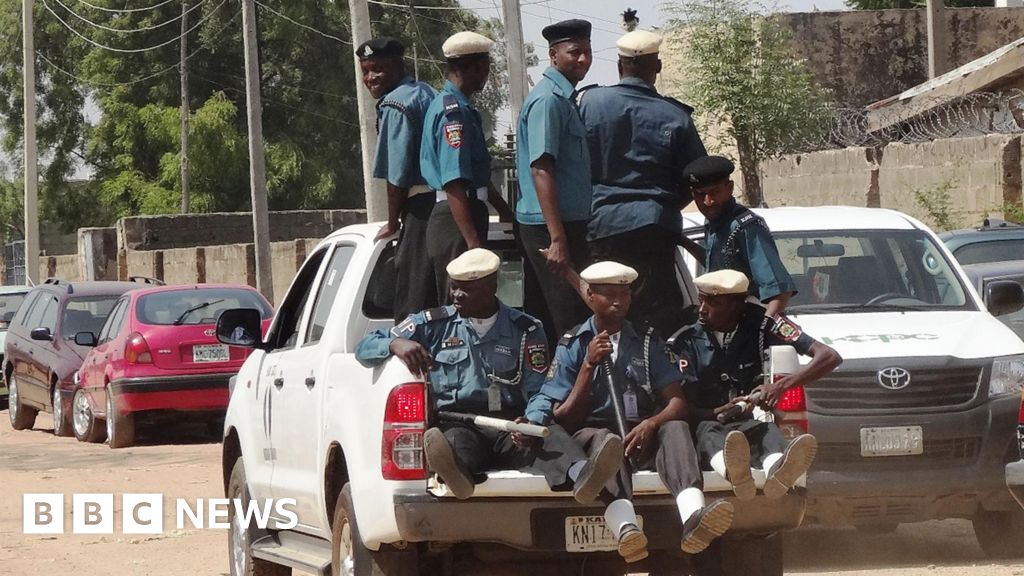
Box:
[572, 434, 623, 504]
[724, 430, 755, 500]
[681, 500, 735, 554]
[617, 522, 649, 563]
[424, 428, 474, 499]
[764, 434, 817, 499]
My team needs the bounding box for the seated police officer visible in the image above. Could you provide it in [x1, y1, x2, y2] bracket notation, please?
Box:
[525, 261, 734, 563]
[356, 248, 622, 502]
[684, 156, 797, 317]
[669, 270, 841, 500]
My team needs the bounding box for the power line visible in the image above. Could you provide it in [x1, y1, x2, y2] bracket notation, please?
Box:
[367, 0, 473, 10]
[253, 0, 353, 46]
[71, 0, 177, 14]
[520, 9, 620, 36]
[42, 0, 228, 54]
[52, 0, 207, 34]
[541, 3, 621, 27]
[198, 68, 359, 102]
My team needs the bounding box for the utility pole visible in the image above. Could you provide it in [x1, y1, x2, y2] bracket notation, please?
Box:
[241, 0, 274, 302]
[23, 0, 39, 284]
[179, 1, 191, 214]
[501, 0, 528, 128]
[926, 0, 948, 78]
[349, 0, 386, 222]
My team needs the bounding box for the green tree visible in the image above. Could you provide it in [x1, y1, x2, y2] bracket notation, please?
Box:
[664, 0, 830, 206]
[844, 0, 992, 9]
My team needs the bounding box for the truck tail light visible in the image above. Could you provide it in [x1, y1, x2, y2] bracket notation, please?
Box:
[382, 383, 427, 480]
[125, 333, 152, 364]
[775, 383, 808, 440]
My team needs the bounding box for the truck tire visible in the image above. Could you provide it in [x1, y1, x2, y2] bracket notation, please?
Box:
[8, 374, 38, 430]
[106, 390, 135, 448]
[227, 458, 290, 576]
[973, 508, 1024, 559]
[52, 385, 72, 437]
[693, 534, 783, 576]
[332, 483, 419, 576]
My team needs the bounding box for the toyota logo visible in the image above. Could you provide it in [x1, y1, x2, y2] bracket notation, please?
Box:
[877, 367, 911, 390]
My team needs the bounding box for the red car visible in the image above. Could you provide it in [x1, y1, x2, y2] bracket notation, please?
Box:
[72, 284, 273, 448]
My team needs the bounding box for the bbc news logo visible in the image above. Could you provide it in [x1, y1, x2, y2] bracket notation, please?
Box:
[23, 494, 298, 534]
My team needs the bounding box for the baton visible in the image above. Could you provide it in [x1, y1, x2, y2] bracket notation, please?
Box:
[717, 390, 763, 424]
[601, 358, 638, 468]
[437, 411, 550, 438]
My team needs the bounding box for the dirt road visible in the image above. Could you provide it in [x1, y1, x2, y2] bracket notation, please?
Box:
[1, 410, 1022, 575]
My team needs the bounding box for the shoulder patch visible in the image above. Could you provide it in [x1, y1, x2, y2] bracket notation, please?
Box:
[770, 314, 802, 343]
[390, 315, 417, 338]
[527, 343, 548, 373]
[444, 122, 463, 149]
[442, 94, 462, 118]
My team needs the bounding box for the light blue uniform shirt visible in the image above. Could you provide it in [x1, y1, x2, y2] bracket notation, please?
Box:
[372, 76, 437, 189]
[419, 81, 491, 192]
[515, 67, 592, 225]
[705, 199, 798, 302]
[578, 77, 707, 240]
[355, 303, 550, 415]
[524, 317, 682, 425]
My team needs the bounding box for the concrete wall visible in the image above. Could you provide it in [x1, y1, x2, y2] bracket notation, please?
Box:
[118, 209, 366, 251]
[40, 255, 81, 282]
[762, 134, 1024, 229]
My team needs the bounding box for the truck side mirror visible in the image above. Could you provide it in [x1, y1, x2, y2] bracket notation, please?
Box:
[30, 327, 53, 341]
[217, 308, 263, 349]
[74, 332, 98, 347]
[986, 280, 1024, 317]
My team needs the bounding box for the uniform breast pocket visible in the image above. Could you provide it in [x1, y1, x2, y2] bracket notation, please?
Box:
[434, 347, 470, 389]
[566, 116, 587, 156]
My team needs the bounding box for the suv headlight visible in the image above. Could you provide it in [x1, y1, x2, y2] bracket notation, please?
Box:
[991, 354, 1024, 396]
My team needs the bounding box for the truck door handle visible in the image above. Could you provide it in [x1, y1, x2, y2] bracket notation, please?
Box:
[273, 377, 284, 389]
[304, 376, 315, 389]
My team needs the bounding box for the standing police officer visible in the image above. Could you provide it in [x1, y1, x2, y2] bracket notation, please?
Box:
[684, 155, 796, 316]
[516, 19, 594, 342]
[578, 30, 707, 338]
[526, 262, 734, 563]
[421, 32, 514, 303]
[668, 270, 841, 500]
[357, 37, 439, 322]
[355, 249, 622, 502]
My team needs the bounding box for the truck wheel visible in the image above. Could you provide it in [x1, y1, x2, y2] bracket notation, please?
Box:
[52, 385, 72, 437]
[332, 483, 419, 576]
[693, 534, 783, 576]
[106, 390, 135, 448]
[973, 508, 1024, 558]
[227, 458, 290, 576]
[73, 389, 105, 443]
[8, 374, 38, 430]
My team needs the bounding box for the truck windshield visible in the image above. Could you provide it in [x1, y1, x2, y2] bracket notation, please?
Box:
[774, 229, 975, 314]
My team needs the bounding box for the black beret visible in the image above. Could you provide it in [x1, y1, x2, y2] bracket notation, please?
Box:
[683, 155, 735, 187]
[356, 37, 405, 60]
[541, 19, 592, 46]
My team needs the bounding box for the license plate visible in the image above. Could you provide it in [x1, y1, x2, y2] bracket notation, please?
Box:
[193, 344, 229, 363]
[564, 515, 642, 552]
[860, 426, 923, 457]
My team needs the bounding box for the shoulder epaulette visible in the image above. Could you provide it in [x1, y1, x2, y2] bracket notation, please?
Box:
[378, 99, 409, 117]
[512, 313, 540, 333]
[558, 323, 585, 347]
[666, 323, 699, 348]
[662, 95, 694, 115]
[442, 94, 462, 118]
[423, 306, 454, 322]
[574, 83, 599, 106]
[733, 206, 765, 229]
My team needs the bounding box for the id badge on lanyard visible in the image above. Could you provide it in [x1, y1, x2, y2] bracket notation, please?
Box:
[623, 389, 639, 421]
[488, 383, 502, 412]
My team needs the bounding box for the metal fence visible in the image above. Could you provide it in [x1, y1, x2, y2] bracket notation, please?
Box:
[4, 241, 25, 286]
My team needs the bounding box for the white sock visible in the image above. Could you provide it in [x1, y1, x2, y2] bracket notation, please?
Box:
[762, 452, 784, 474]
[604, 499, 638, 540]
[567, 460, 586, 482]
[710, 450, 727, 478]
[676, 487, 705, 524]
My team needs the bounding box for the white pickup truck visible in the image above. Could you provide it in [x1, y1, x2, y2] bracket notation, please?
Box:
[216, 222, 806, 576]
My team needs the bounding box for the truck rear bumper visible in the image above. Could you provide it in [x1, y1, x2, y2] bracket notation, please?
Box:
[392, 491, 805, 551]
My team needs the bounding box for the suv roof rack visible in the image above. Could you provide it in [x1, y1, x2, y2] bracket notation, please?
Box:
[979, 218, 1023, 230]
[128, 276, 166, 286]
[43, 277, 73, 293]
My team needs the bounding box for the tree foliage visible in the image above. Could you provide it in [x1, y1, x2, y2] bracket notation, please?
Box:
[0, 0, 495, 244]
[845, 0, 992, 9]
[664, 0, 831, 206]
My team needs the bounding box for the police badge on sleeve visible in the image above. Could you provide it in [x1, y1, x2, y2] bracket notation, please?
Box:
[444, 122, 463, 149]
[771, 315, 802, 343]
[527, 344, 548, 373]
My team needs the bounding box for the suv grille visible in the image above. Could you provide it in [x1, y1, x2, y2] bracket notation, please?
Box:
[806, 366, 983, 413]
[816, 438, 982, 468]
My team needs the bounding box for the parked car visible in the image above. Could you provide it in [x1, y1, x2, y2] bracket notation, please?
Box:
[72, 284, 273, 448]
[682, 206, 1024, 558]
[0, 285, 31, 402]
[940, 218, 1024, 266]
[3, 279, 143, 435]
[961, 260, 1024, 342]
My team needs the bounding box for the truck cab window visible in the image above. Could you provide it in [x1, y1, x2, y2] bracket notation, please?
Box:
[306, 244, 356, 344]
[269, 248, 328, 350]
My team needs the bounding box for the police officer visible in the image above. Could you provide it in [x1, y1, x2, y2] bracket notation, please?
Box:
[685, 155, 797, 316]
[357, 37, 439, 322]
[516, 19, 594, 343]
[420, 32, 515, 303]
[669, 270, 841, 500]
[525, 261, 734, 563]
[356, 249, 622, 502]
[578, 30, 707, 338]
